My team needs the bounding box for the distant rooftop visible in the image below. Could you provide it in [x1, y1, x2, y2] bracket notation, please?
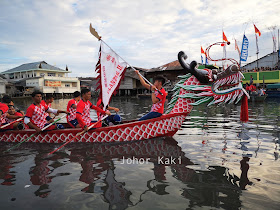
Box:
[148, 60, 183, 72]
[1, 61, 69, 74]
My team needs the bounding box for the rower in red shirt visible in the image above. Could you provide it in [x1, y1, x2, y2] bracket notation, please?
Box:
[135, 72, 167, 121]
[76, 88, 111, 132]
[0, 95, 12, 127]
[2, 105, 25, 130]
[41, 94, 56, 123]
[24, 91, 69, 133]
[67, 91, 81, 128]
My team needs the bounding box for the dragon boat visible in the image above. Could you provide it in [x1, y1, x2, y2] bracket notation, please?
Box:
[0, 48, 248, 143]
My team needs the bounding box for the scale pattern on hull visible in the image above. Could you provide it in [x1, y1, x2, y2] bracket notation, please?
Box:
[0, 114, 186, 143]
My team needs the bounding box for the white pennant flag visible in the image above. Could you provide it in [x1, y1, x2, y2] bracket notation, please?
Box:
[99, 42, 127, 109]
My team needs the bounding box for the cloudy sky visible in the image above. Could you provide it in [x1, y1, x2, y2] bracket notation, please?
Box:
[0, 0, 279, 77]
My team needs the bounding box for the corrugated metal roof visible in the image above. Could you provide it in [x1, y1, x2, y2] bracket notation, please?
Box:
[147, 60, 183, 72]
[1, 61, 67, 74]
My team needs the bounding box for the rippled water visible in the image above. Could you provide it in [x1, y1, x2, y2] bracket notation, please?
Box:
[0, 97, 279, 209]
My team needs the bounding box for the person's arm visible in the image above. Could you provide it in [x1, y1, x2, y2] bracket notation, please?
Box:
[25, 106, 41, 133]
[47, 108, 69, 115]
[24, 117, 41, 133]
[6, 113, 24, 119]
[152, 92, 160, 104]
[107, 106, 119, 113]
[76, 102, 87, 130]
[135, 70, 151, 90]
[90, 103, 111, 116]
[71, 104, 77, 109]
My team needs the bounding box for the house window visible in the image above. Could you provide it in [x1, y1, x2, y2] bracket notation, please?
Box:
[40, 73, 45, 77]
[65, 84, 70, 87]
[48, 73, 56, 77]
[34, 73, 36, 76]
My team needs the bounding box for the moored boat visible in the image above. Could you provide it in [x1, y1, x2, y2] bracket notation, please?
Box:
[249, 94, 267, 102]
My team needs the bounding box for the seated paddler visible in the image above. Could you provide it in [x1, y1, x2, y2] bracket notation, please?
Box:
[2, 105, 25, 130]
[67, 91, 81, 128]
[76, 88, 111, 132]
[135, 71, 167, 121]
[96, 99, 122, 126]
[24, 91, 69, 133]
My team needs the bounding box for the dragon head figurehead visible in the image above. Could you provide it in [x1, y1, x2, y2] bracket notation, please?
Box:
[168, 46, 249, 122]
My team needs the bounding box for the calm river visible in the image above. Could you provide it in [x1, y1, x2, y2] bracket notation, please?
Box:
[0, 97, 279, 209]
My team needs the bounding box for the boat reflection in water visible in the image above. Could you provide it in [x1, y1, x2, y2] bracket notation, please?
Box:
[0, 137, 253, 209]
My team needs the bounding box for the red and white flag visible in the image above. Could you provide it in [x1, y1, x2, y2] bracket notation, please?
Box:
[96, 42, 127, 109]
[235, 39, 241, 56]
[254, 24, 261, 36]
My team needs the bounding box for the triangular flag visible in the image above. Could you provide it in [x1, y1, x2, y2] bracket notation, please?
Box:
[223, 31, 228, 42]
[201, 46, 205, 54]
[235, 39, 241, 56]
[96, 42, 127, 110]
[254, 24, 261, 36]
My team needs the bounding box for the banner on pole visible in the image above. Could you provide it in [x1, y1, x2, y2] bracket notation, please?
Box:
[96, 42, 127, 109]
[240, 35, 249, 62]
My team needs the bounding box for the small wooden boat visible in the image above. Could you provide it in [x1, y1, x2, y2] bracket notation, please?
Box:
[0, 51, 248, 143]
[248, 94, 267, 102]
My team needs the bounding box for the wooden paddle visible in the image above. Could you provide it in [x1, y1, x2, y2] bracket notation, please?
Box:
[5, 114, 67, 152]
[48, 115, 108, 155]
[0, 118, 22, 129]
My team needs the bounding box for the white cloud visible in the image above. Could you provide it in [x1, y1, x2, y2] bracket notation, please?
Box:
[0, 0, 279, 76]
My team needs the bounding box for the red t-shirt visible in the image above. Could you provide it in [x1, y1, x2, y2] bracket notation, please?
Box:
[3, 112, 23, 124]
[151, 88, 167, 114]
[0, 103, 9, 125]
[67, 99, 78, 122]
[41, 100, 51, 119]
[76, 99, 106, 128]
[25, 103, 49, 129]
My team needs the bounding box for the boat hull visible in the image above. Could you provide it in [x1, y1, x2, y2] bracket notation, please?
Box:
[0, 113, 187, 143]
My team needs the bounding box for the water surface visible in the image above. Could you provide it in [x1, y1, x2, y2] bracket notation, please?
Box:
[0, 97, 279, 209]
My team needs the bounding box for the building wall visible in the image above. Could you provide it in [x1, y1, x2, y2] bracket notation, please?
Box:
[242, 51, 279, 70]
[119, 77, 134, 90]
[242, 70, 280, 84]
[0, 83, 6, 94]
[25, 76, 80, 94]
[3, 70, 67, 81]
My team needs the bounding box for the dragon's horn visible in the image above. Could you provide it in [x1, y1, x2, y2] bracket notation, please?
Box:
[178, 51, 211, 84]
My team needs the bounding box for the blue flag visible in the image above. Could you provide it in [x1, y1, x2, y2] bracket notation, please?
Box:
[240, 35, 249, 62]
[205, 56, 209, 65]
[201, 55, 203, 64]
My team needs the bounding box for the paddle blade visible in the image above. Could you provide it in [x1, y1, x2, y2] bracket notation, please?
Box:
[89, 23, 101, 40]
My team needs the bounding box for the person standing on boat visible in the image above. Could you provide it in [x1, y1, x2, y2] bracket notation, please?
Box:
[24, 91, 69, 133]
[67, 91, 81, 128]
[76, 88, 111, 132]
[0, 95, 13, 128]
[135, 71, 167, 121]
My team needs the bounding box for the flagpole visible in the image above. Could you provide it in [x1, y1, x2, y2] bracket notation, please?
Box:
[255, 33, 259, 71]
[89, 24, 161, 94]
